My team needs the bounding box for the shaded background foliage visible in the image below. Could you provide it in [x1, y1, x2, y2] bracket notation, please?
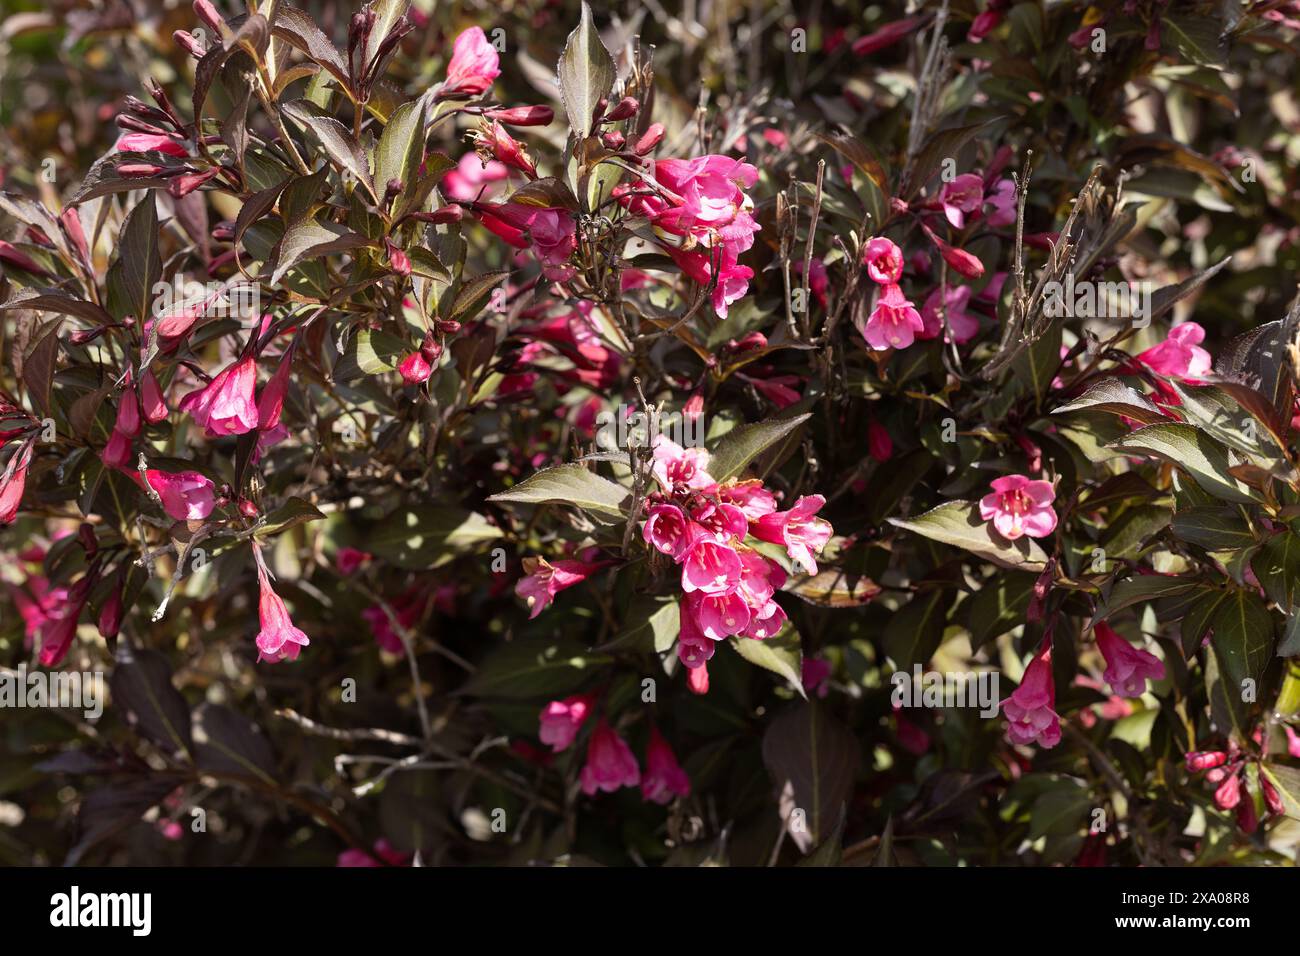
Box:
[2, 0, 1300, 867]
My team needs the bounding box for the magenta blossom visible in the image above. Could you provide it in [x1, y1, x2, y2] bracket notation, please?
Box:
[539, 693, 596, 753]
[337, 839, 411, 867]
[443, 152, 508, 202]
[979, 475, 1057, 541]
[642, 502, 693, 559]
[651, 435, 715, 491]
[144, 469, 216, 522]
[938, 173, 985, 228]
[641, 726, 690, 804]
[1135, 322, 1211, 380]
[862, 236, 904, 284]
[1095, 622, 1165, 698]
[919, 284, 979, 344]
[580, 719, 641, 795]
[178, 355, 258, 437]
[253, 552, 309, 664]
[752, 494, 833, 575]
[860, 282, 925, 351]
[440, 26, 500, 98]
[650, 154, 760, 256]
[515, 556, 604, 618]
[1003, 646, 1061, 748]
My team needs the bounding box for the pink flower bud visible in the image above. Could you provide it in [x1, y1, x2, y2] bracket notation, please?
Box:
[483, 105, 554, 127]
[604, 97, 640, 122]
[398, 349, 433, 385]
[633, 123, 665, 155]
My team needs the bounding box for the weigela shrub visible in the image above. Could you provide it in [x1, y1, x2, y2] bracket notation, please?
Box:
[2, 0, 1300, 867]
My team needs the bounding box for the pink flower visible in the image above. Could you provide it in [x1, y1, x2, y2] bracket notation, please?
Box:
[335, 547, 372, 575]
[985, 178, 1017, 227]
[802, 657, 832, 697]
[179, 355, 258, 437]
[752, 494, 833, 574]
[1002, 646, 1061, 748]
[651, 435, 714, 491]
[681, 537, 743, 595]
[919, 284, 980, 343]
[101, 428, 133, 470]
[665, 244, 754, 318]
[478, 203, 577, 267]
[1286, 725, 1300, 759]
[140, 368, 168, 423]
[471, 121, 536, 178]
[9, 578, 68, 650]
[1095, 622, 1165, 698]
[686, 589, 751, 640]
[868, 419, 893, 462]
[0, 455, 28, 524]
[337, 839, 411, 867]
[677, 601, 717, 667]
[515, 556, 603, 618]
[441, 26, 500, 98]
[979, 474, 1057, 541]
[397, 349, 433, 385]
[442, 153, 509, 202]
[642, 502, 692, 559]
[641, 726, 690, 804]
[37, 574, 94, 667]
[1136, 322, 1212, 380]
[253, 557, 309, 664]
[860, 282, 924, 351]
[922, 224, 985, 278]
[144, 469, 216, 522]
[580, 719, 640, 795]
[257, 349, 293, 430]
[115, 132, 188, 157]
[715, 480, 778, 520]
[862, 236, 904, 284]
[938, 173, 985, 228]
[649, 155, 760, 256]
[687, 661, 710, 694]
[539, 693, 596, 752]
[361, 590, 426, 653]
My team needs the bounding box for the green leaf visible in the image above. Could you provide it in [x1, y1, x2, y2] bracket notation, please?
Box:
[373, 96, 429, 205]
[21, 320, 62, 418]
[761, 702, 859, 852]
[1180, 587, 1228, 657]
[271, 216, 373, 285]
[110, 644, 192, 755]
[446, 270, 510, 323]
[1207, 588, 1274, 736]
[1253, 530, 1300, 620]
[884, 588, 953, 670]
[966, 572, 1038, 650]
[487, 463, 630, 520]
[334, 327, 409, 380]
[460, 638, 607, 698]
[1109, 422, 1261, 505]
[282, 99, 377, 200]
[1261, 765, 1300, 821]
[115, 195, 162, 326]
[1012, 320, 1062, 406]
[271, 5, 351, 87]
[601, 595, 680, 652]
[1051, 378, 1166, 425]
[1091, 574, 1201, 629]
[782, 569, 880, 608]
[707, 413, 812, 482]
[1171, 506, 1257, 552]
[255, 497, 325, 538]
[556, 2, 615, 139]
[887, 500, 1049, 571]
[370, 506, 503, 569]
[731, 629, 804, 695]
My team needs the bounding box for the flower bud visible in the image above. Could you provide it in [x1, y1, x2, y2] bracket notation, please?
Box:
[604, 97, 639, 122]
[633, 123, 665, 155]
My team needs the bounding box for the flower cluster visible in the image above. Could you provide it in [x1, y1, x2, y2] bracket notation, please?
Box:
[641, 435, 831, 691]
[537, 693, 690, 804]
